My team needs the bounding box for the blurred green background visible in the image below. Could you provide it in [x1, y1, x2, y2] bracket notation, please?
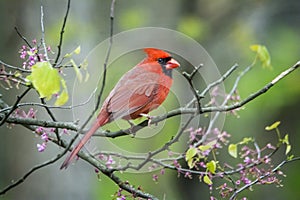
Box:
[0, 0, 299, 199]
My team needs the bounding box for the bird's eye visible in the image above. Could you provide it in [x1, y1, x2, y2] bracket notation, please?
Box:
[157, 58, 164, 64]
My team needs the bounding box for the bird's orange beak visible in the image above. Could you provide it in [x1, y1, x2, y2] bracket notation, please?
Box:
[166, 58, 180, 69]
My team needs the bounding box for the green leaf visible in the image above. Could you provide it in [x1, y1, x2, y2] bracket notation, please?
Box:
[187, 158, 195, 169]
[199, 140, 217, 152]
[185, 147, 197, 161]
[70, 59, 83, 82]
[199, 145, 211, 152]
[239, 137, 253, 145]
[282, 134, 289, 144]
[26, 62, 60, 100]
[64, 53, 72, 58]
[206, 160, 216, 174]
[81, 59, 88, 70]
[55, 89, 68, 106]
[287, 154, 294, 161]
[281, 134, 291, 155]
[203, 175, 213, 185]
[228, 144, 238, 158]
[74, 45, 81, 54]
[55, 78, 69, 106]
[14, 71, 22, 77]
[250, 44, 272, 69]
[186, 147, 197, 168]
[286, 144, 291, 155]
[80, 59, 89, 82]
[265, 121, 281, 131]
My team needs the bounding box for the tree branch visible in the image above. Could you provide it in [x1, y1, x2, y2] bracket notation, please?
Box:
[40, 4, 49, 61]
[54, 0, 71, 66]
[182, 64, 203, 114]
[202, 60, 300, 113]
[0, 59, 31, 73]
[229, 156, 300, 200]
[0, 150, 67, 195]
[0, 87, 31, 126]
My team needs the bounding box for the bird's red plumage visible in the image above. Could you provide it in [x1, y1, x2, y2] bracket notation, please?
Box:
[60, 48, 180, 169]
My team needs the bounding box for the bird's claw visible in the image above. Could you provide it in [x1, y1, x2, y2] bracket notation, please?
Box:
[140, 113, 155, 126]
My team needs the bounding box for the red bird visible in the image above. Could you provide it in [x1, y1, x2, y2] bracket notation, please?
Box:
[60, 48, 180, 169]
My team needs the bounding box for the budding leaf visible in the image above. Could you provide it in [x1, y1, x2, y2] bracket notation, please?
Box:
[282, 134, 291, 155]
[250, 44, 272, 69]
[199, 145, 211, 152]
[287, 154, 294, 161]
[203, 175, 213, 185]
[74, 45, 81, 54]
[55, 89, 68, 106]
[70, 59, 83, 82]
[239, 137, 253, 145]
[199, 140, 217, 152]
[228, 144, 238, 158]
[64, 53, 72, 58]
[186, 147, 197, 168]
[282, 134, 289, 144]
[186, 147, 197, 161]
[286, 144, 291, 155]
[265, 121, 281, 131]
[206, 160, 216, 174]
[26, 61, 60, 100]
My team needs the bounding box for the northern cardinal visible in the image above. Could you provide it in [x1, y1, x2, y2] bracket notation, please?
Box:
[60, 48, 180, 169]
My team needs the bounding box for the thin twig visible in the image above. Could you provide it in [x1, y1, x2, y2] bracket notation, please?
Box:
[200, 64, 238, 97]
[54, 0, 71, 66]
[185, 63, 238, 108]
[229, 156, 300, 200]
[182, 64, 203, 114]
[14, 27, 41, 62]
[40, 4, 49, 61]
[0, 71, 28, 86]
[0, 60, 31, 73]
[0, 150, 67, 195]
[202, 60, 300, 113]
[14, 27, 32, 48]
[0, 87, 31, 126]
[40, 98, 60, 143]
[134, 115, 195, 171]
[0, 87, 96, 113]
[95, 0, 116, 111]
[195, 61, 255, 146]
[4, 117, 78, 131]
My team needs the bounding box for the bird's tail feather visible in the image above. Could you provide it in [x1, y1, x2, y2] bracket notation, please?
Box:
[60, 115, 108, 169]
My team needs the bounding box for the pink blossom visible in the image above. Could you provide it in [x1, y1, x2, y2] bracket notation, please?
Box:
[41, 133, 48, 142]
[37, 143, 46, 152]
[62, 128, 68, 134]
[152, 174, 158, 182]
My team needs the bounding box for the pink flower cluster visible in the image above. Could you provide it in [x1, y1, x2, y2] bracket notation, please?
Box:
[35, 127, 68, 152]
[213, 142, 284, 199]
[18, 39, 52, 69]
[13, 108, 37, 119]
[35, 127, 50, 152]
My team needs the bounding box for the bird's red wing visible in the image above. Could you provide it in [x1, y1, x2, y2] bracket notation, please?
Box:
[106, 67, 160, 120]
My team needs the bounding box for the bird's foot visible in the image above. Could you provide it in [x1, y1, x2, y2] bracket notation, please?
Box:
[139, 113, 155, 126]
